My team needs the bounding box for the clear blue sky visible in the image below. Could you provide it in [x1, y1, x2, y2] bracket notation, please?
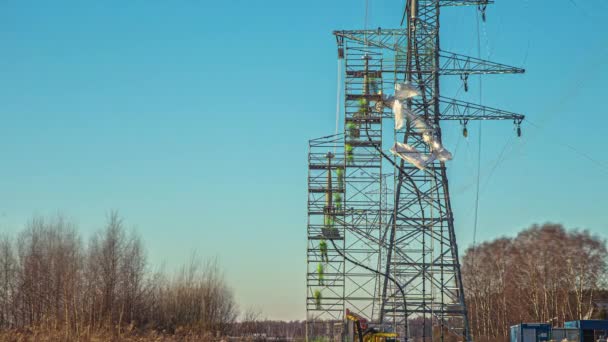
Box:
[1, 0, 607, 320]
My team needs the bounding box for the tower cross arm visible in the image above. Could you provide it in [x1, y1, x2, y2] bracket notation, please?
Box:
[332, 31, 524, 76]
[438, 97, 524, 122]
[439, 51, 525, 75]
[439, 0, 493, 6]
[333, 29, 408, 51]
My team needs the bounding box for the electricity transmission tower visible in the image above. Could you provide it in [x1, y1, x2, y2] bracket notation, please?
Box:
[306, 1, 525, 341]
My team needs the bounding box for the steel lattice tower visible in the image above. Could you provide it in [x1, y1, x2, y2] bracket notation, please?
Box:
[306, 1, 525, 341]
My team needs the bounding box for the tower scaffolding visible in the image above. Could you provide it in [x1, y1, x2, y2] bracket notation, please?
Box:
[306, 1, 526, 341]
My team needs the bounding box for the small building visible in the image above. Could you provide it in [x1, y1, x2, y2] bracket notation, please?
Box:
[510, 323, 552, 342]
[564, 320, 608, 342]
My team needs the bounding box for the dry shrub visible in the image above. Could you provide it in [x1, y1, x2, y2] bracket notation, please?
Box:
[0, 213, 238, 339]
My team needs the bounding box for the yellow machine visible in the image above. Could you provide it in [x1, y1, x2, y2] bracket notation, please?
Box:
[345, 309, 398, 342]
[363, 332, 399, 342]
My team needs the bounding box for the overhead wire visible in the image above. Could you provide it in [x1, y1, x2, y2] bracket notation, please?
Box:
[471, 5, 483, 260]
[336, 60, 342, 136]
[479, 135, 515, 194]
[524, 119, 608, 176]
[490, 0, 608, 167]
[499, 42, 608, 167]
[462, 0, 608, 253]
[365, 0, 370, 30]
[521, 0, 531, 65]
[448, 15, 517, 198]
[328, 238, 407, 331]
[450, 135, 513, 196]
[564, 0, 594, 18]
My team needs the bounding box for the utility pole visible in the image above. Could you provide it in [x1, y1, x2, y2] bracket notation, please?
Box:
[306, 1, 525, 341]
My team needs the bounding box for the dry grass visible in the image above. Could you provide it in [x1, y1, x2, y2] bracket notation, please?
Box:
[0, 328, 225, 342]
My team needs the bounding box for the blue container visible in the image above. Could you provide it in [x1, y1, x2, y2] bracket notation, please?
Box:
[510, 323, 552, 342]
[564, 320, 608, 342]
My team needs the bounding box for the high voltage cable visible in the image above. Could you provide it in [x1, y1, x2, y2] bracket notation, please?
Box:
[524, 119, 608, 176]
[471, 7, 483, 259]
[335, 60, 342, 136]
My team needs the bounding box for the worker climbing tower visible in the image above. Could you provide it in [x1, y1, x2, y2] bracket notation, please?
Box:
[306, 1, 526, 341]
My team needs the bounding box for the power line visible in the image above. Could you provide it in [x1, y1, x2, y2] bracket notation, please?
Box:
[524, 119, 608, 176]
[472, 6, 483, 254]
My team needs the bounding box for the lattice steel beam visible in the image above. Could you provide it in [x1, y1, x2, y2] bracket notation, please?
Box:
[439, 0, 492, 6]
[334, 30, 523, 76]
[440, 51, 524, 75]
[438, 97, 524, 121]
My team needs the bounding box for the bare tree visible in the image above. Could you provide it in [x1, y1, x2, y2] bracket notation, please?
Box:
[0, 234, 16, 328]
[462, 223, 608, 342]
[0, 213, 240, 339]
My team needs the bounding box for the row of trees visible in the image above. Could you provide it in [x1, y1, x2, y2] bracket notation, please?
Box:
[231, 311, 306, 340]
[1, 217, 606, 341]
[462, 223, 608, 342]
[0, 213, 237, 339]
